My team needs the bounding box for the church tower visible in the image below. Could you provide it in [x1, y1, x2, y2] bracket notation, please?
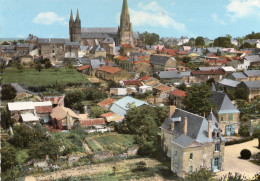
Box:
[69, 9, 81, 42]
[119, 0, 134, 45]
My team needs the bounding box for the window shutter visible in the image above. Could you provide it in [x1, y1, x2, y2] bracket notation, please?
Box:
[219, 156, 222, 170]
[211, 158, 214, 172]
[231, 125, 235, 134]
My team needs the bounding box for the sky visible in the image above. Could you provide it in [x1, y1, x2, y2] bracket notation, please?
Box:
[0, 0, 260, 40]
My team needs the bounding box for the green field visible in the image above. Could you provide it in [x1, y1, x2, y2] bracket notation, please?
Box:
[1, 68, 89, 86]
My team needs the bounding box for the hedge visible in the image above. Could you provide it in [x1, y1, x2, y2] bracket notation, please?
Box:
[225, 136, 254, 146]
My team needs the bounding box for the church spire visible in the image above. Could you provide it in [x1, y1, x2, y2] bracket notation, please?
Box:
[121, 0, 129, 18]
[70, 9, 74, 22]
[75, 8, 80, 22]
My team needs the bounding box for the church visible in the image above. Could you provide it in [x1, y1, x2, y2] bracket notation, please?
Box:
[69, 0, 134, 46]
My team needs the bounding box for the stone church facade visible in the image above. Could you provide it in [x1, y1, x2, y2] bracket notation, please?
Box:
[69, 0, 134, 46]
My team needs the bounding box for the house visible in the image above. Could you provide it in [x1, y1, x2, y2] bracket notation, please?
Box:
[208, 59, 228, 66]
[190, 69, 225, 83]
[239, 81, 260, 101]
[153, 84, 174, 103]
[110, 96, 148, 117]
[150, 55, 177, 71]
[244, 55, 260, 68]
[96, 65, 129, 82]
[243, 70, 260, 81]
[218, 79, 241, 91]
[155, 70, 183, 84]
[210, 87, 240, 136]
[139, 85, 153, 94]
[50, 106, 79, 130]
[226, 72, 248, 81]
[19, 54, 34, 65]
[101, 112, 124, 123]
[100, 37, 115, 54]
[7, 101, 52, 123]
[77, 65, 90, 74]
[221, 66, 236, 73]
[110, 88, 127, 96]
[65, 42, 80, 58]
[21, 113, 39, 123]
[97, 98, 115, 110]
[43, 96, 65, 107]
[145, 45, 156, 54]
[169, 89, 186, 108]
[79, 118, 106, 132]
[121, 80, 143, 88]
[242, 39, 260, 48]
[89, 58, 106, 76]
[160, 106, 225, 177]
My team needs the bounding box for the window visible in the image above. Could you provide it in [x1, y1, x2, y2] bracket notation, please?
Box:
[229, 114, 233, 121]
[215, 143, 220, 151]
[52, 49, 55, 53]
[190, 153, 193, 160]
[175, 150, 178, 157]
[189, 166, 193, 173]
[221, 116, 223, 121]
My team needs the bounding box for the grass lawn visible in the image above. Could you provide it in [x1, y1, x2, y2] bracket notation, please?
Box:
[1, 68, 89, 86]
[85, 133, 136, 154]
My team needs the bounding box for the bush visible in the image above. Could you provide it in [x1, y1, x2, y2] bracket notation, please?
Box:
[240, 149, 251, 159]
[239, 124, 250, 137]
[225, 136, 254, 146]
[1, 84, 17, 100]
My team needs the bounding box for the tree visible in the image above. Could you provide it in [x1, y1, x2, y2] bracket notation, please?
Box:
[1, 84, 17, 100]
[140, 31, 160, 45]
[184, 168, 215, 181]
[213, 37, 233, 48]
[195, 36, 205, 47]
[240, 42, 255, 49]
[44, 60, 52, 69]
[1, 108, 15, 129]
[89, 106, 105, 118]
[184, 83, 213, 116]
[1, 140, 17, 171]
[245, 32, 260, 39]
[35, 62, 42, 73]
[64, 89, 85, 109]
[226, 34, 232, 41]
[182, 56, 191, 63]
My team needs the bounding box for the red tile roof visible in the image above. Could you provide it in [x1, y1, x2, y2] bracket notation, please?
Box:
[101, 112, 115, 118]
[208, 59, 228, 64]
[123, 80, 143, 86]
[35, 105, 52, 113]
[122, 44, 133, 48]
[78, 65, 90, 71]
[155, 84, 173, 92]
[191, 69, 225, 75]
[98, 66, 122, 74]
[97, 98, 115, 108]
[115, 56, 129, 61]
[170, 89, 187, 97]
[161, 49, 179, 56]
[80, 118, 105, 127]
[139, 76, 151, 81]
[44, 96, 64, 105]
[179, 51, 188, 55]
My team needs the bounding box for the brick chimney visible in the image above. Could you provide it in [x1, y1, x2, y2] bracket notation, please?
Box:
[184, 117, 188, 135]
[169, 105, 176, 118]
[208, 120, 212, 139]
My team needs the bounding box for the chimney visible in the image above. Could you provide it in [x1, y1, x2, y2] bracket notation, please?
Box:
[184, 117, 188, 135]
[170, 121, 175, 131]
[208, 120, 212, 139]
[169, 105, 176, 118]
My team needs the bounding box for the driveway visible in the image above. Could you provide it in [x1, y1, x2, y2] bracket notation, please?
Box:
[216, 139, 260, 179]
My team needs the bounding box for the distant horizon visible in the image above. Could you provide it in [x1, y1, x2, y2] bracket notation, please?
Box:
[1, 0, 260, 40]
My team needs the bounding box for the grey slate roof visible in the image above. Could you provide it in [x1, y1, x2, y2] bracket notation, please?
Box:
[38, 38, 67, 44]
[244, 55, 260, 63]
[211, 91, 240, 114]
[180, 71, 191, 77]
[90, 58, 105, 69]
[207, 111, 219, 129]
[243, 81, 260, 89]
[17, 43, 29, 48]
[172, 134, 195, 147]
[155, 70, 183, 79]
[242, 39, 260, 45]
[81, 27, 118, 34]
[81, 32, 110, 39]
[218, 79, 241, 88]
[199, 67, 221, 71]
[146, 45, 155, 50]
[65, 42, 80, 46]
[244, 70, 260, 77]
[206, 47, 222, 53]
[232, 72, 248, 79]
[9, 83, 36, 95]
[211, 83, 217, 91]
[101, 37, 115, 44]
[150, 55, 175, 66]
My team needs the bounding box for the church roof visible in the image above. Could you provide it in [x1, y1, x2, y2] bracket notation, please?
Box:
[81, 32, 111, 39]
[38, 38, 67, 44]
[81, 27, 118, 34]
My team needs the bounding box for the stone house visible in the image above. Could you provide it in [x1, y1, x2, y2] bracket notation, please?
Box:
[169, 89, 186, 109]
[160, 106, 225, 177]
[243, 70, 260, 81]
[50, 106, 79, 130]
[77, 65, 90, 74]
[154, 70, 184, 84]
[65, 42, 80, 58]
[89, 58, 106, 76]
[16, 43, 30, 54]
[218, 79, 241, 91]
[190, 69, 225, 83]
[210, 86, 240, 136]
[150, 54, 177, 71]
[19, 54, 34, 65]
[120, 44, 134, 56]
[100, 37, 115, 54]
[239, 81, 260, 101]
[38, 38, 66, 60]
[95, 65, 129, 82]
[26, 34, 38, 46]
[226, 72, 249, 81]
